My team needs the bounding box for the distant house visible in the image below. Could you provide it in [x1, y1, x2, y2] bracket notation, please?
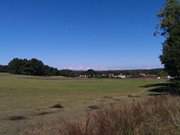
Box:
[101, 74, 107, 77]
[139, 73, 147, 77]
[117, 74, 126, 79]
[108, 73, 114, 78]
[167, 75, 174, 80]
[79, 74, 88, 78]
[108, 74, 126, 79]
[138, 73, 158, 79]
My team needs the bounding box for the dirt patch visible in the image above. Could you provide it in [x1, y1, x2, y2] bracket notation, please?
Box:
[128, 94, 141, 98]
[88, 105, 100, 110]
[36, 111, 53, 116]
[50, 104, 64, 109]
[7, 115, 27, 121]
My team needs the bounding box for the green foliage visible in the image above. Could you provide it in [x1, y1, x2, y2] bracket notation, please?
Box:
[0, 65, 8, 72]
[85, 69, 97, 78]
[5, 58, 163, 77]
[159, 0, 180, 78]
[59, 69, 77, 77]
[159, 70, 168, 77]
[8, 58, 59, 76]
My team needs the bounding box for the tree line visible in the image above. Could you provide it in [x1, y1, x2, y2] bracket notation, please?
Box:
[0, 58, 86, 76]
[7, 58, 59, 76]
[0, 58, 164, 77]
[0, 65, 8, 72]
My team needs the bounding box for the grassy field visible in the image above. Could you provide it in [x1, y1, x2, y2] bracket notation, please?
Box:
[0, 73, 164, 135]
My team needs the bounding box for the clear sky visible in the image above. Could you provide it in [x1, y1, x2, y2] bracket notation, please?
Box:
[0, 0, 164, 70]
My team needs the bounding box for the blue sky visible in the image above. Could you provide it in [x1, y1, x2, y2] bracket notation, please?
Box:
[0, 0, 164, 70]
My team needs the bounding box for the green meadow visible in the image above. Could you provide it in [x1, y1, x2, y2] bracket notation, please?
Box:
[0, 73, 163, 135]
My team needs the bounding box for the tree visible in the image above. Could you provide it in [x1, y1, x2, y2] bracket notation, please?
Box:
[28, 58, 45, 75]
[8, 58, 59, 76]
[158, 0, 180, 79]
[44, 65, 59, 76]
[85, 69, 97, 78]
[0, 65, 8, 72]
[59, 69, 77, 77]
[8, 58, 26, 74]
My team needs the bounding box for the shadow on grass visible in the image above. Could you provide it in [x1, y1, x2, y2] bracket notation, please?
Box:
[142, 81, 180, 96]
[7, 115, 27, 121]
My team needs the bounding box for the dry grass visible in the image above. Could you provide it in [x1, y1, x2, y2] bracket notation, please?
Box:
[59, 96, 180, 135]
[24, 95, 180, 135]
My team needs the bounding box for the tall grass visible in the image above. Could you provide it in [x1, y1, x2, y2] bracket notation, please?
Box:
[60, 96, 180, 135]
[24, 96, 180, 135]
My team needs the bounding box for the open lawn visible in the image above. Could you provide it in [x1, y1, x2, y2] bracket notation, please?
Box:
[0, 73, 164, 135]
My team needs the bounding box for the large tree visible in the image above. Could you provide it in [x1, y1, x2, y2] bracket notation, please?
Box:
[158, 0, 180, 79]
[8, 58, 59, 76]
